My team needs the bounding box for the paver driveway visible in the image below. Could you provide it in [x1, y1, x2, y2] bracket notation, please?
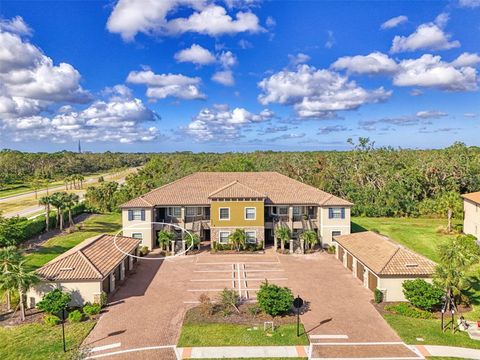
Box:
[84, 250, 411, 359]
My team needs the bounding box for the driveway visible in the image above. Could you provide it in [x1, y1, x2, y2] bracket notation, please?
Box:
[84, 251, 415, 359]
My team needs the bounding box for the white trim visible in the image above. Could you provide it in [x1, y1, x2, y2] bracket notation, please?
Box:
[322, 225, 351, 228]
[218, 207, 230, 220]
[244, 207, 256, 220]
[218, 230, 231, 244]
[245, 229, 257, 244]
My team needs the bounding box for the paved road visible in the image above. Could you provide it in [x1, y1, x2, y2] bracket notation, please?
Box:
[2, 169, 135, 218]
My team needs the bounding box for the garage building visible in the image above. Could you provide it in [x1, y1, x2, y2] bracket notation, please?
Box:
[334, 231, 436, 302]
[27, 234, 140, 308]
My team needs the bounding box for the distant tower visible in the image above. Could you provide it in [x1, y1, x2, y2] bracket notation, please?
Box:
[78, 140, 82, 154]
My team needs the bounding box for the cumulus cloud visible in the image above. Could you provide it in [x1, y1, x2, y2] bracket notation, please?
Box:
[258, 64, 391, 119]
[185, 104, 273, 141]
[212, 51, 238, 86]
[288, 53, 311, 67]
[212, 70, 235, 86]
[380, 15, 408, 30]
[174, 44, 216, 65]
[0, 16, 32, 36]
[126, 70, 206, 100]
[393, 54, 478, 91]
[390, 14, 460, 53]
[451, 52, 480, 67]
[331, 52, 398, 75]
[458, 0, 480, 7]
[107, 1, 263, 41]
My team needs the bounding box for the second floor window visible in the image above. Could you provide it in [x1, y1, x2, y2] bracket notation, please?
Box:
[128, 209, 145, 221]
[278, 206, 288, 216]
[245, 207, 256, 220]
[328, 208, 345, 219]
[168, 207, 181, 217]
[293, 206, 302, 216]
[219, 207, 230, 220]
[132, 233, 143, 239]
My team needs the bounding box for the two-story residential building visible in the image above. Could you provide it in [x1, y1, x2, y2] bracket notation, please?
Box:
[462, 191, 480, 238]
[120, 172, 353, 250]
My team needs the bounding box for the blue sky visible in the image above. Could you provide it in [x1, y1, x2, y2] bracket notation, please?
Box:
[0, 0, 479, 152]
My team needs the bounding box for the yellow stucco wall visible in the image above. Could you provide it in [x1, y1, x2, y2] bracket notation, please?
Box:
[211, 200, 264, 227]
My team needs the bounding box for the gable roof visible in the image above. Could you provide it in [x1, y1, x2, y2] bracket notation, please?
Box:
[334, 231, 436, 276]
[462, 191, 480, 205]
[121, 172, 353, 207]
[36, 234, 140, 281]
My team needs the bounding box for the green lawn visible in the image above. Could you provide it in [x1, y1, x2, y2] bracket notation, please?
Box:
[0, 320, 95, 360]
[25, 212, 122, 270]
[351, 216, 461, 262]
[177, 323, 309, 347]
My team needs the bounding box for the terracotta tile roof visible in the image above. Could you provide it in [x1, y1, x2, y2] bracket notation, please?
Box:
[36, 234, 140, 281]
[462, 191, 480, 205]
[121, 172, 353, 207]
[209, 180, 266, 199]
[334, 231, 436, 276]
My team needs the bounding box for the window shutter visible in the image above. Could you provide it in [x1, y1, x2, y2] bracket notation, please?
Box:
[341, 208, 345, 219]
[328, 208, 333, 219]
[140, 209, 145, 221]
[128, 210, 133, 221]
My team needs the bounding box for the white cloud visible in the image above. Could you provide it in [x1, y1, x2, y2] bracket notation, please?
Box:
[126, 70, 206, 100]
[331, 52, 398, 75]
[464, 112, 478, 118]
[107, 1, 263, 41]
[258, 64, 391, 118]
[174, 44, 216, 65]
[459, 0, 480, 8]
[0, 16, 32, 36]
[394, 54, 478, 91]
[380, 15, 408, 30]
[416, 110, 448, 118]
[325, 31, 335, 49]
[451, 52, 480, 67]
[218, 51, 238, 68]
[212, 70, 235, 86]
[288, 53, 311, 66]
[185, 105, 273, 141]
[390, 14, 460, 53]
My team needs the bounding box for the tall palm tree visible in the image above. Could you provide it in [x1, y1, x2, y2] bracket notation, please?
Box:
[229, 229, 246, 252]
[77, 174, 85, 189]
[276, 226, 291, 251]
[39, 195, 51, 232]
[50, 192, 67, 231]
[2, 260, 38, 321]
[64, 193, 79, 227]
[0, 246, 22, 311]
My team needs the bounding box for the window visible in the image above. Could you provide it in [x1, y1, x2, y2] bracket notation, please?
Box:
[132, 233, 143, 239]
[168, 207, 181, 217]
[245, 207, 256, 220]
[219, 231, 230, 244]
[278, 206, 288, 215]
[332, 231, 342, 238]
[219, 207, 230, 220]
[186, 207, 196, 216]
[246, 231, 256, 244]
[293, 206, 302, 215]
[128, 209, 145, 221]
[328, 208, 345, 219]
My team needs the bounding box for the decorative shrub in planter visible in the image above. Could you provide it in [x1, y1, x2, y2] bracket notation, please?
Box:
[374, 288, 383, 303]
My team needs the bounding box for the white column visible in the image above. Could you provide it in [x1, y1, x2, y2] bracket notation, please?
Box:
[120, 262, 125, 281]
[109, 273, 115, 293]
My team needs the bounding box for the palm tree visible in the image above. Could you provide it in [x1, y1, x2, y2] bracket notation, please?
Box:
[2, 260, 38, 321]
[64, 193, 79, 227]
[157, 230, 176, 251]
[39, 195, 52, 232]
[276, 226, 291, 251]
[64, 176, 71, 190]
[229, 229, 246, 252]
[300, 230, 318, 250]
[50, 192, 68, 231]
[0, 246, 22, 311]
[77, 175, 85, 189]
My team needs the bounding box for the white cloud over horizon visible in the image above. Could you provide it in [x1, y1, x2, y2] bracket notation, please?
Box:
[380, 15, 408, 30]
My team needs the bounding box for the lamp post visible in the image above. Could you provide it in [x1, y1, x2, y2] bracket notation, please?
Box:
[61, 307, 67, 352]
[293, 295, 304, 337]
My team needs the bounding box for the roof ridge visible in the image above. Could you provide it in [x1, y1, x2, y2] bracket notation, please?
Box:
[78, 249, 104, 278]
[379, 247, 401, 274]
[209, 179, 266, 198]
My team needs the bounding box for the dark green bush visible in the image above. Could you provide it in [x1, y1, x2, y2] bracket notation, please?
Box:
[44, 314, 61, 326]
[37, 289, 71, 315]
[374, 289, 383, 303]
[257, 281, 294, 316]
[384, 303, 434, 319]
[402, 279, 443, 311]
[83, 303, 101, 318]
[68, 310, 83, 323]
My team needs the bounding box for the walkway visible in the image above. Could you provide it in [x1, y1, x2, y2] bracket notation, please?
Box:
[416, 344, 480, 359]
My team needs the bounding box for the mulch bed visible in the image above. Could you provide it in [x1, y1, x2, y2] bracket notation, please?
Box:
[184, 303, 296, 326]
[0, 308, 44, 327]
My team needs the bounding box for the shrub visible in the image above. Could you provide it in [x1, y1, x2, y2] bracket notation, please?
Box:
[218, 288, 240, 315]
[44, 314, 61, 326]
[139, 246, 149, 256]
[83, 303, 101, 318]
[97, 291, 108, 308]
[402, 279, 443, 311]
[198, 293, 215, 316]
[327, 245, 336, 254]
[257, 281, 294, 316]
[384, 303, 434, 319]
[248, 304, 261, 318]
[68, 310, 83, 323]
[37, 289, 71, 315]
[374, 289, 383, 303]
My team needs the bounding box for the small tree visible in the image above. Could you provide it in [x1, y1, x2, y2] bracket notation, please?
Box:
[37, 289, 71, 315]
[402, 279, 443, 311]
[276, 226, 291, 252]
[0, 246, 22, 311]
[257, 281, 294, 316]
[229, 229, 246, 252]
[437, 192, 463, 233]
[218, 288, 240, 314]
[185, 232, 200, 250]
[157, 230, 176, 251]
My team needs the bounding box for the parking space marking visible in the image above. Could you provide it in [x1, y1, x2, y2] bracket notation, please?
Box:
[91, 343, 121, 352]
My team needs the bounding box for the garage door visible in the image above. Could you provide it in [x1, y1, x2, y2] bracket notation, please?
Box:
[346, 253, 353, 271]
[368, 271, 378, 292]
[356, 262, 365, 282]
[338, 246, 344, 262]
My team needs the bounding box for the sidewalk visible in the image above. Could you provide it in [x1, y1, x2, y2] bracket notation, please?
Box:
[177, 346, 308, 359]
[416, 345, 480, 359]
